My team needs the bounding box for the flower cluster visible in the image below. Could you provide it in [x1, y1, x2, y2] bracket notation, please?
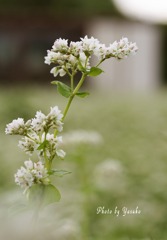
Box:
[44, 35, 138, 78]
[6, 106, 65, 193]
[6, 35, 138, 204]
[15, 160, 49, 192]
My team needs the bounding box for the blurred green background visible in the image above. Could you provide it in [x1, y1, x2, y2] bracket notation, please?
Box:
[1, 0, 167, 239]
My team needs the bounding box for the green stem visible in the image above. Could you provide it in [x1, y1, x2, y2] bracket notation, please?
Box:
[71, 73, 74, 91]
[62, 73, 87, 121]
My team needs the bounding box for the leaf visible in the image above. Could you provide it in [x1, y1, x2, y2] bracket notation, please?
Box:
[87, 67, 103, 77]
[37, 140, 49, 150]
[51, 80, 59, 85]
[49, 169, 72, 177]
[28, 184, 61, 207]
[52, 81, 71, 98]
[76, 92, 90, 98]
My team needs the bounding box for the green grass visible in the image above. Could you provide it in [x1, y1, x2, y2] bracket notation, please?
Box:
[1, 86, 167, 239]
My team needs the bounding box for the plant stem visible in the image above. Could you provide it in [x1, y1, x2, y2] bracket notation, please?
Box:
[62, 73, 86, 121]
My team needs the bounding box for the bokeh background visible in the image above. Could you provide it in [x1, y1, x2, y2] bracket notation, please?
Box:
[1, 0, 167, 239]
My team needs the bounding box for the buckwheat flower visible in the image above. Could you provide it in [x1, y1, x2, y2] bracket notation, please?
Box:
[32, 161, 49, 183]
[15, 160, 49, 192]
[52, 38, 68, 52]
[81, 36, 100, 55]
[47, 106, 63, 132]
[108, 37, 138, 60]
[24, 159, 34, 170]
[18, 136, 36, 155]
[94, 43, 108, 60]
[59, 68, 66, 77]
[39, 133, 66, 159]
[44, 50, 60, 65]
[56, 149, 66, 159]
[78, 52, 90, 70]
[15, 166, 34, 190]
[31, 111, 46, 133]
[50, 65, 67, 78]
[5, 118, 31, 135]
[70, 41, 82, 57]
[50, 67, 59, 77]
[68, 54, 78, 65]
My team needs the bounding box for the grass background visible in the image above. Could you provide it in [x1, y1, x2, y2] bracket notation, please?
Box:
[0, 86, 167, 239]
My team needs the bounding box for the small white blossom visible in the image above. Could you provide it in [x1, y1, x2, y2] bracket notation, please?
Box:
[31, 111, 46, 133]
[15, 160, 49, 192]
[70, 41, 82, 57]
[47, 106, 63, 132]
[108, 37, 138, 60]
[50, 67, 59, 77]
[18, 136, 36, 155]
[44, 50, 60, 65]
[94, 43, 108, 60]
[39, 133, 66, 159]
[56, 149, 66, 159]
[59, 68, 66, 77]
[24, 160, 34, 170]
[80, 35, 100, 54]
[5, 118, 31, 135]
[52, 38, 68, 52]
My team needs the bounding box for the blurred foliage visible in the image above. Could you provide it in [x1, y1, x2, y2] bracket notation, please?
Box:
[1, 87, 167, 239]
[0, 0, 119, 16]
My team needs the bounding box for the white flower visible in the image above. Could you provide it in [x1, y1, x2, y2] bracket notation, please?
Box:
[68, 54, 78, 65]
[15, 166, 34, 190]
[47, 106, 63, 132]
[31, 111, 46, 133]
[5, 118, 30, 135]
[94, 43, 108, 60]
[24, 160, 34, 170]
[56, 149, 66, 159]
[59, 68, 66, 77]
[44, 50, 60, 65]
[70, 41, 82, 57]
[32, 161, 48, 181]
[52, 38, 68, 52]
[39, 133, 66, 159]
[18, 136, 36, 155]
[15, 160, 49, 192]
[108, 37, 138, 60]
[81, 35, 100, 54]
[50, 67, 59, 77]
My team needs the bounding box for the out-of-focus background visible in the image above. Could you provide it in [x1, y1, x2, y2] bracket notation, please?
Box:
[1, 0, 167, 239]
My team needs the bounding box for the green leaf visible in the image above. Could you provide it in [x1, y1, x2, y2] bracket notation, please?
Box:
[87, 67, 103, 77]
[27, 184, 61, 207]
[76, 92, 90, 98]
[49, 169, 72, 177]
[51, 80, 59, 85]
[52, 81, 71, 98]
[37, 140, 49, 150]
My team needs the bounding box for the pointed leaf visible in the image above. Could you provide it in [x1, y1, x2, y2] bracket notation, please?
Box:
[28, 184, 61, 207]
[87, 67, 103, 77]
[52, 81, 71, 98]
[51, 80, 59, 85]
[76, 92, 90, 98]
[42, 184, 61, 205]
